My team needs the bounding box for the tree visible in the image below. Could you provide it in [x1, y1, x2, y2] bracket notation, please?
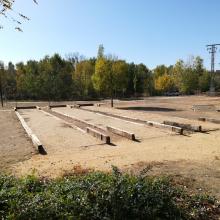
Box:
[172, 57, 204, 94]
[154, 74, 174, 93]
[112, 60, 128, 97]
[0, 0, 38, 31]
[15, 54, 73, 100]
[16, 62, 26, 98]
[153, 65, 169, 79]
[43, 54, 73, 100]
[65, 52, 85, 69]
[0, 62, 4, 107]
[93, 57, 114, 106]
[199, 71, 211, 92]
[93, 45, 115, 107]
[172, 60, 185, 90]
[134, 64, 150, 95]
[97, 44, 104, 59]
[5, 62, 16, 99]
[74, 60, 95, 98]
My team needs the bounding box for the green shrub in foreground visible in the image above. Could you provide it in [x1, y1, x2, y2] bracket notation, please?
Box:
[0, 167, 219, 220]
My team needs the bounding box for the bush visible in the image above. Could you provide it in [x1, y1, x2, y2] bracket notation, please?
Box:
[0, 168, 219, 219]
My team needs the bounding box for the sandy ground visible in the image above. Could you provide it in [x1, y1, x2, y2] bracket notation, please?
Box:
[0, 110, 35, 171]
[53, 107, 171, 141]
[19, 109, 103, 154]
[1, 95, 220, 198]
[83, 105, 220, 132]
[112, 95, 220, 120]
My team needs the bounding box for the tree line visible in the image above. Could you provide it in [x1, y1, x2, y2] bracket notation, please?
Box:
[0, 45, 216, 105]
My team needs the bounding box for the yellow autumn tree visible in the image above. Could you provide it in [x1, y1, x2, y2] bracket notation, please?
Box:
[154, 74, 174, 93]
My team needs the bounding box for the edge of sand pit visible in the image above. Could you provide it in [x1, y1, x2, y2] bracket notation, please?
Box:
[72, 107, 183, 135]
[15, 111, 47, 155]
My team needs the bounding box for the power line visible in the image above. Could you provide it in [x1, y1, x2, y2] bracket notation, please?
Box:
[206, 44, 220, 92]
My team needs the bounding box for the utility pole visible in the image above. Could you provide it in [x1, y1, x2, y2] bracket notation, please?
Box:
[206, 44, 220, 92]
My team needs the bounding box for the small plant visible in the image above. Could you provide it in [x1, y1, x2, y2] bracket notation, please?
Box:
[0, 168, 219, 219]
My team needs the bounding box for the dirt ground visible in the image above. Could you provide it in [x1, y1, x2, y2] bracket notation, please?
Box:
[0, 110, 36, 171]
[1, 95, 220, 199]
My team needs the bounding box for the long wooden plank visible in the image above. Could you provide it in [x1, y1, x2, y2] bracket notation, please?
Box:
[14, 106, 37, 110]
[49, 104, 67, 108]
[146, 121, 183, 134]
[198, 117, 220, 124]
[15, 111, 46, 154]
[163, 121, 202, 132]
[106, 126, 135, 140]
[77, 108, 183, 134]
[86, 127, 110, 144]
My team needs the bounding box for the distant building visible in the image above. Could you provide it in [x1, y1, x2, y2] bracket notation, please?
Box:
[216, 70, 220, 74]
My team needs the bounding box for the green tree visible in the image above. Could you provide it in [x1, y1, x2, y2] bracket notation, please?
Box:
[15, 54, 73, 100]
[74, 60, 95, 98]
[0, 62, 5, 106]
[199, 71, 211, 92]
[172, 57, 202, 94]
[16, 62, 27, 98]
[134, 64, 150, 95]
[97, 44, 105, 59]
[42, 54, 73, 100]
[112, 60, 128, 97]
[5, 62, 16, 99]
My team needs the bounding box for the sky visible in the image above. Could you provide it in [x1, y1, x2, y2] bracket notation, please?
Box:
[1, 0, 220, 70]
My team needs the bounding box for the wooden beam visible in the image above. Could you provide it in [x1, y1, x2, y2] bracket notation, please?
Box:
[14, 106, 37, 110]
[86, 127, 110, 144]
[146, 121, 183, 134]
[106, 126, 135, 140]
[163, 121, 202, 132]
[198, 117, 220, 124]
[49, 104, 67, 108]
[15, 111, 46, 154]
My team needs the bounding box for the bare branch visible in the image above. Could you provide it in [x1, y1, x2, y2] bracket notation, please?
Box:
[0, 0, 36, 31]
[15, 27, 23, 32]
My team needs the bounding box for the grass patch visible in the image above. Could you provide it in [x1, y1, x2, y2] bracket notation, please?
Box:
[0, 166, 219, 219]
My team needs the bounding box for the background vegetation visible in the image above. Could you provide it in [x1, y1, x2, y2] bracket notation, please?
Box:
[0, 45, 215, 102]
[0, 167, 219, 219]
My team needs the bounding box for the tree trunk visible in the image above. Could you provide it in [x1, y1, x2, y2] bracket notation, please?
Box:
[0, 74, 3, 107]
[110, 88, 114, 108]
[111, 96, 113, 107]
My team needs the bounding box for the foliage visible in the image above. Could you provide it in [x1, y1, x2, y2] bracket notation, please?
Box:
[0, 50, 215, 102]
[155, 74, 174, 93]
[153, 65, 169, 79]
[15, 54, 73, 100]
[171, 56, 208, 94]
[92, 57, 111, 94]
[112, 60, 128, 96]
[0, 169, 219, 220]
[92, 45, 130, 106]
[198, 71, 211, 92]
[74, 60, 96, 98]
[97, 44, 105, 59]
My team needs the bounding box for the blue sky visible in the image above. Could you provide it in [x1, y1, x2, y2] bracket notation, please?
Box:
[1, 0, 220, 69]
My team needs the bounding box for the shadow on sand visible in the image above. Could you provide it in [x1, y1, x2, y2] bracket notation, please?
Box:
[117, 106, 180, 112]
